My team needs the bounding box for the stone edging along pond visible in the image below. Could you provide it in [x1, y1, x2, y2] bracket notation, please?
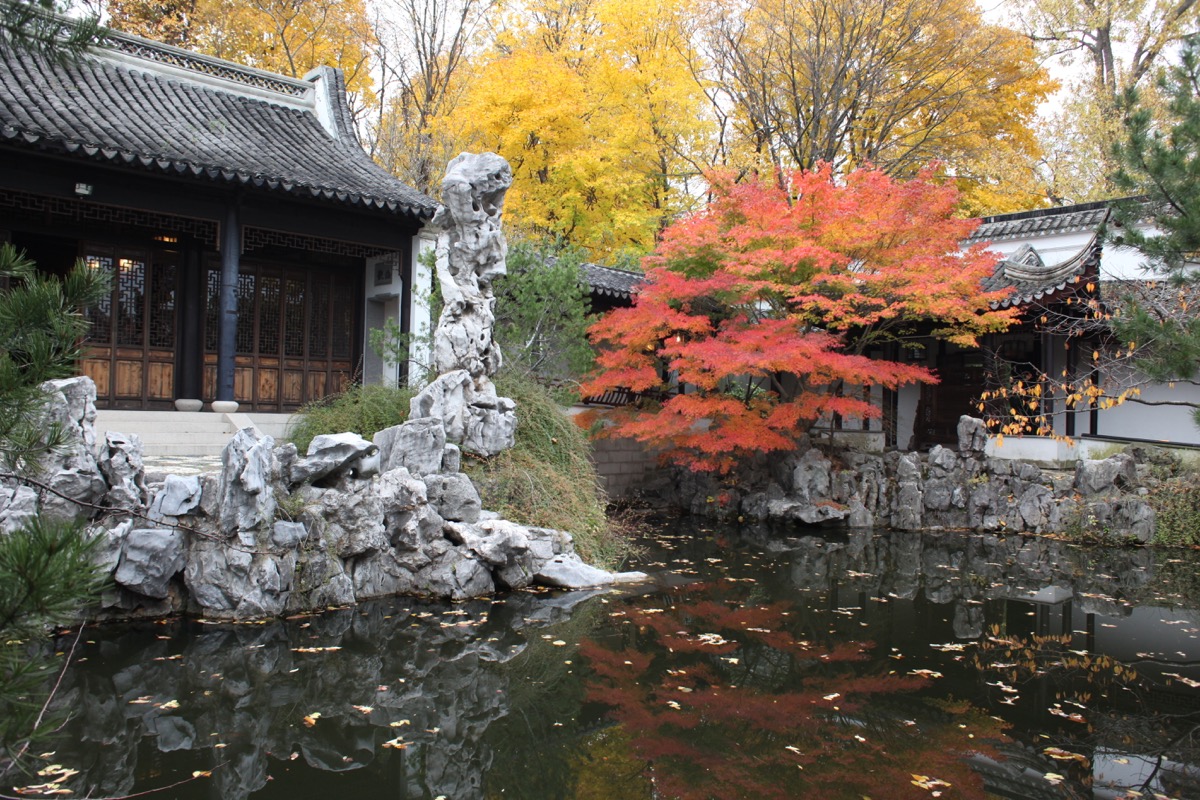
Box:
[0, 379, 1176, 623]
[0, 377, 645, 621]
[667, 416, 1165, 542]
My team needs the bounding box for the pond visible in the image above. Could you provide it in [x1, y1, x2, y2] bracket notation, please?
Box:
[5, 522, 1200, 800]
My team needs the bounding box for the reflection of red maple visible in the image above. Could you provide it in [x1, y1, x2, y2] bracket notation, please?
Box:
[581, 591, 1006, 799]
[581, 165, 1015, 473]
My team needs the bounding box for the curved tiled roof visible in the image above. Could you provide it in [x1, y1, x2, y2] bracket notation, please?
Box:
[969, 202, 1110, 243]
[0, 38, 435, 218]
[580, 261, 643, 299]
[982, 237, 1101, 309]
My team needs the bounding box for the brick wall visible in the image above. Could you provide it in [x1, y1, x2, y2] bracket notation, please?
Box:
[590, 435, 663, 500]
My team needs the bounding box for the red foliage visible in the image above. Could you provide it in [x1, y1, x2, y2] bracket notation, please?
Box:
[583, 165, 1016, 471]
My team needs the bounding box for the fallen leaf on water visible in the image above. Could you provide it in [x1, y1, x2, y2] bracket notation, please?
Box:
[302, 712, 321, 727]
[1048, 707, 1087, 723]
[911, 774, 952, 792]
[1044, 747, 1089, 765]
[1163, 672, 1200, 688]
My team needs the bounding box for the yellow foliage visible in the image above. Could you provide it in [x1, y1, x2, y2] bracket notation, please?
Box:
[440, 0, 709, 260]
[108, 0, 377, 101]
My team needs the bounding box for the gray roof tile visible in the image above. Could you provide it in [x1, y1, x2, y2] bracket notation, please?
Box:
[579, 261, 643, 299]
[969, 203, 1109, 243]
[0, 42, 435, 218]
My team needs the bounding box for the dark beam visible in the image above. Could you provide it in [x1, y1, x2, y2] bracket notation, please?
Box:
[218, 201, 241, 403]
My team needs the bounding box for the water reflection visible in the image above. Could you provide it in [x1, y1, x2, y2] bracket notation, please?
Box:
[5, 526, 1199, 799]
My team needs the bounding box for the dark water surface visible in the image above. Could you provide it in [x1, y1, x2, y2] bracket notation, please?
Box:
[6, 523, 1200, 799]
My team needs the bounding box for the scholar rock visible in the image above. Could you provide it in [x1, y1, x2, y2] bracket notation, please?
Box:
[957, 415, 988, 457]
[98, 431, 148, 511]
[184, 540, 295, 618]
[535, 554, 615, 589]
[374, 418, 445, 477]
[0, 484, 37, 534]
[114, 528, 186, 599]
[148, 475, 202, 521]
[290, 432, 378, 485]
[1075, 453, 1138, 495]
[218, 428, 278, 542]
[425, 472, 482, 523]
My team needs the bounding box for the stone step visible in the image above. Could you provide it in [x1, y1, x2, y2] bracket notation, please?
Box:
[94, 410, 299, 457]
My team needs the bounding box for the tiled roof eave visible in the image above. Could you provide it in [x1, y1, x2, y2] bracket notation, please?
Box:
[987, 239, 1102, 310]
[1, 127, 435, 219]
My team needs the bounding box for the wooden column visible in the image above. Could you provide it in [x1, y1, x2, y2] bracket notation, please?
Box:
[217, 202, 240, 403]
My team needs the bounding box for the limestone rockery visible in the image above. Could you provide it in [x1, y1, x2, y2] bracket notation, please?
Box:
[672, 417, 1159, 542]
[0, 376, 642, 620]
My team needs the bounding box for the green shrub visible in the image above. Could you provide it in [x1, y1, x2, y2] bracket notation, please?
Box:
[287, 384, 415, 453]
[1148, 470, 1200, 546]
[467, 370, 634, 568]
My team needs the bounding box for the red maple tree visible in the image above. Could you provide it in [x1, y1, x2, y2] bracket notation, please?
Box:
[581, 165, 1017, 472]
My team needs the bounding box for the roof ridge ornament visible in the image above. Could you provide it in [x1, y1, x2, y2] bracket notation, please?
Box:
[100, 28, 310, 98]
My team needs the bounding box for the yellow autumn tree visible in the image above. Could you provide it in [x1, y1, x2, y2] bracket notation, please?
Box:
[693, 0, 1054, 215]
[439, 0, 710, 260]
[106, 0, 377, 106]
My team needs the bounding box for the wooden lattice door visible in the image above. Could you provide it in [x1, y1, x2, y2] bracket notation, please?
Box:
[81, 245, 177, 409]
[202, 263, 357, 412]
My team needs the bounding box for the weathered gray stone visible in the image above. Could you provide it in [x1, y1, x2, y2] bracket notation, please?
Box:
[1113, 498, 1156, 543]
[442, 443, 462, 473]
[350, 548, 420, 600]
[35, 377, 107, 522]
[791, 448, 832, 504]
[518, 525, 574, 564]
[375, 467, 443, 556]
[431, 152, 512, 378]
[534, 554, 614, 589]
[425, 472, 482, 523]
[417, 369, 482, 438]
[0, 484, 38, 534]
[148, 475, 202, 521]
[114, 528, 186, 599]
[410, 370, 516, 456]
[924, 478, 955, 512]
[957, 415, 988, 457]
[1075, 453, 1138, 495]
[218, 428, 277, 543]
[90, 519, 131, 574]
[303, 481, 386, 559]
[271, 521, 307, 550]
[927, 445, 959, 475]
[416, 544, 495, 599]
[375, 417, 446, 477]
[290, 432, 378, 485]
[184, 540, 295, 618]
[444, 520, 523, 567]
[98, 432, 147, 511]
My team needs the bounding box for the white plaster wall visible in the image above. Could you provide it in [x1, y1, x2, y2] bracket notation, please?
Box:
[408, 232, 437, 387]
[1095, 382, 1200, 445]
